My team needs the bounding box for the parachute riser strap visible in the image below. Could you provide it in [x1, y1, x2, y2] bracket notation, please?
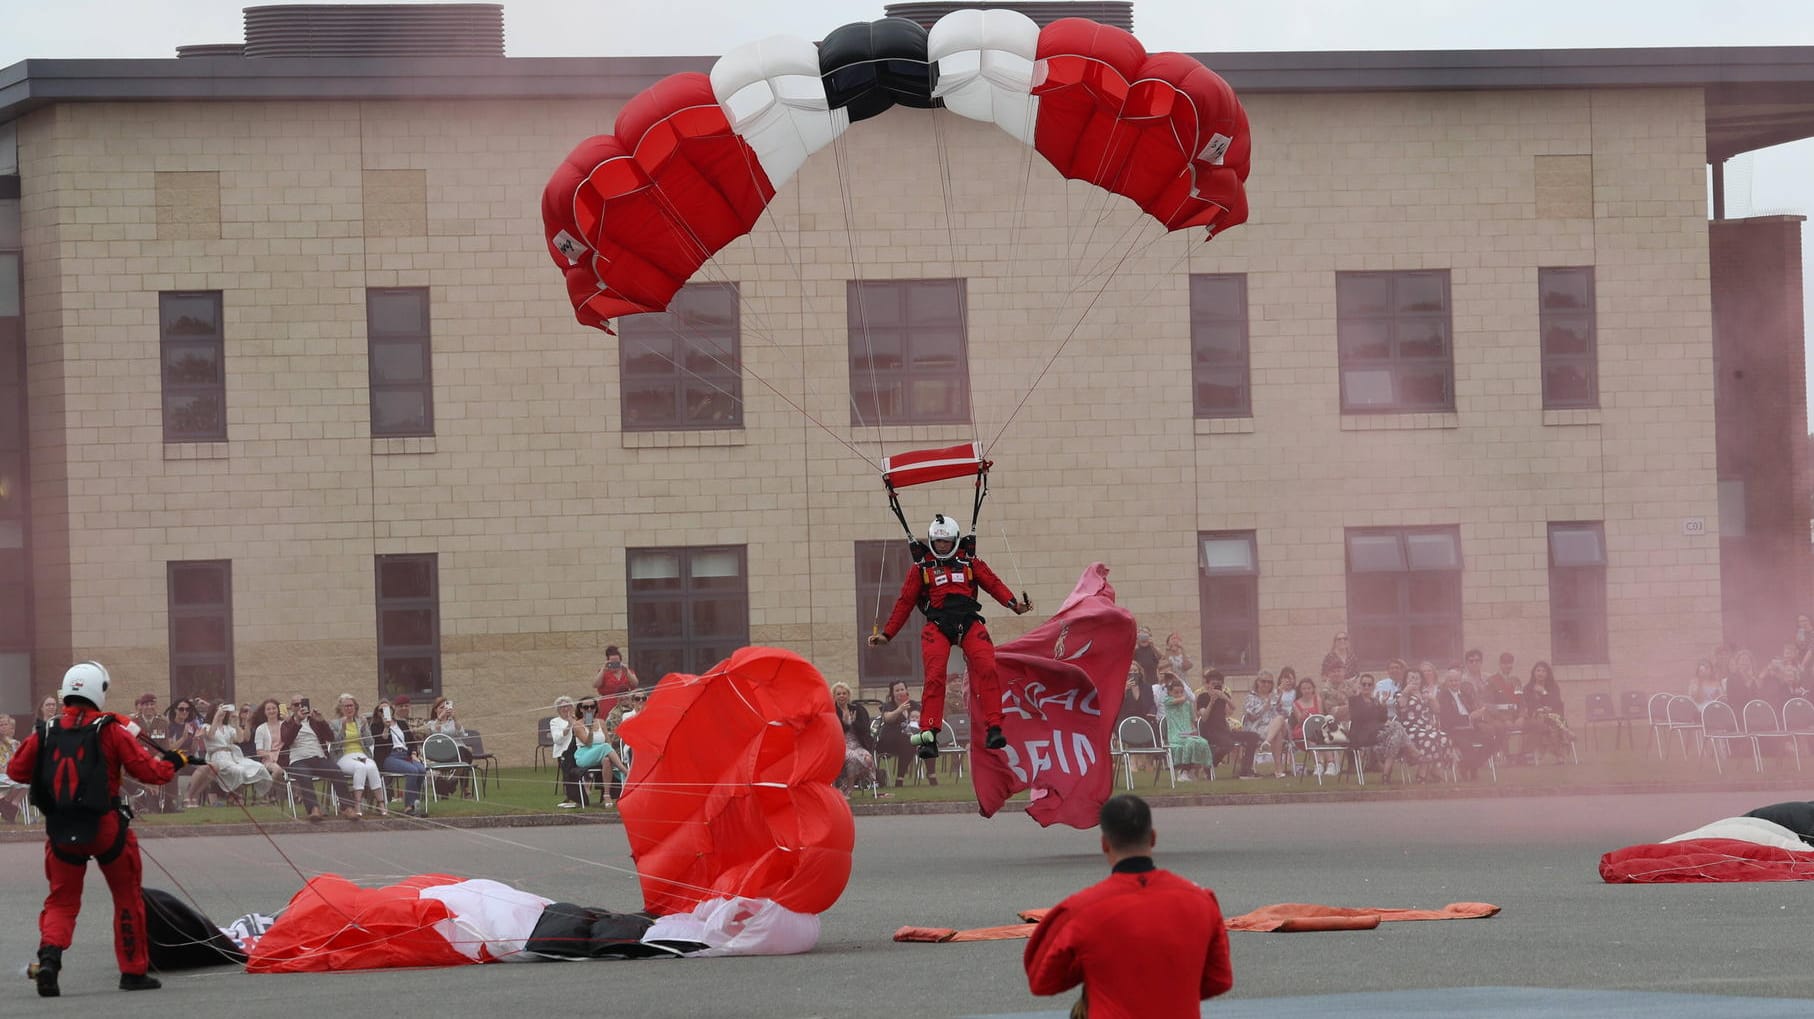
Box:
[886, 482, 916, 544]
[969, 460, 992, 536]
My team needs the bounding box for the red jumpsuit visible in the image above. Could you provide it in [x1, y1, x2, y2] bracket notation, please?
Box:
[7, 707, 178, 976]
[1023, 859, 1233, 1019]
[880, 553, 1019, 732]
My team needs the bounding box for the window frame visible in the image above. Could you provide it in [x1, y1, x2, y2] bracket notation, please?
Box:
[366, 287, 435, 438]
[1190, 274, 1251, 418]
[1344, 526, 1464, 669]
[847, 278, 972, 427]
[167, 560, 234, 704]
[1198, 531, 1260, 673]
[855, 539, 925, 692]
[626, 545, 751, 679]
[375, 552, 442, 703]
[1548, 521, 1609, 665]
[617, 281, 744, 432]
[1538, 266, 1599, 410]
[159, 291, 227, 442]
[1335, 270, 1456, 414]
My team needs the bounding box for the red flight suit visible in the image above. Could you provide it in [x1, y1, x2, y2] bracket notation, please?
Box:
[7, 706, 178, 976]
[880, 552, 1019, 732]
[1023, 858, 1233, 1019]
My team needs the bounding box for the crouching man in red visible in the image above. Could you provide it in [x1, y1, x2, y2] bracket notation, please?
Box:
[7, 661, 187, 997]
[1024, 794, 1233, 1019]
[868, 513, 1030, 757]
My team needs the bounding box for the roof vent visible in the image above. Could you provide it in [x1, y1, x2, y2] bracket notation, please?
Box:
[240, 4, 505, 58]
[882, 2, 1133, 32]
[176, 43, 249, 59]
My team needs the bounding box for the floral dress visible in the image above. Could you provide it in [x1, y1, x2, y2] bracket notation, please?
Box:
[1396, 689, 1454, 765]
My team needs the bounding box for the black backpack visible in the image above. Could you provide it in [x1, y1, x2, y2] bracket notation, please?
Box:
[29, 714, 120, 848]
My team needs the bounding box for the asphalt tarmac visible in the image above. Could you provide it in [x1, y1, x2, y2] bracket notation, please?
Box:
[4, 789, 1811, 1016]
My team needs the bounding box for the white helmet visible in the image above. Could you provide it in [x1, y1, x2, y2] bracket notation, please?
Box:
[59, 661, 111, 710]
[927, 514, 961, 560]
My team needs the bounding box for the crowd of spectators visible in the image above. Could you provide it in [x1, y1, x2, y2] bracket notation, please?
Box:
[1118, 629, 1584, 783]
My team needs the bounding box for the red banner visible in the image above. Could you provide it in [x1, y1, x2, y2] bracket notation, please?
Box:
[970, 563, 1135, 829]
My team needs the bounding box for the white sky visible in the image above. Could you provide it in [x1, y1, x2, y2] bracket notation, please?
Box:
[4, 0, 1814, 415]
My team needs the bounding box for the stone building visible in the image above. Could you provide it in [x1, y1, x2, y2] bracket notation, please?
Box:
[1, 3, 1810, 761]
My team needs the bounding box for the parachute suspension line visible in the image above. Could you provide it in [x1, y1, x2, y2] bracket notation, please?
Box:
[829, 127, 890, 469]
[632, 201, 874, 464]
[988, 218, 1161, 451]
[997, 524, 1026, 595]
[930, 107, 983, 456]
[982, 113, 1043, 448]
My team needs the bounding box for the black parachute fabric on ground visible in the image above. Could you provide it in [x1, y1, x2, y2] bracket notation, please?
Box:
[1745, 801, 1814, 845]
[819, 17, 937, 123]
[525, 903, 698, 959]
[144, 887, 247, 970]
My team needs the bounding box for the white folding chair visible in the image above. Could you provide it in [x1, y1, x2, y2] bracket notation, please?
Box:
[1299, 714, 1366, 786]
[1647, 691, 1675, 758]
[1665, 695, 1705, 759]
[1700, 700, 1758, 773]
[423, 732, 479, 802]
[1741, 700, 1801, 771]
[1113, 716, 1174, 789]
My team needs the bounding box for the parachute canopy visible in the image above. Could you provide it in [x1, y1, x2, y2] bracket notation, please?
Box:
[543, 8, 1251, 328]
[616, 646, 855, 917]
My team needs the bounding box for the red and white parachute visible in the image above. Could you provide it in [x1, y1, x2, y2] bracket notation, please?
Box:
[542, 9, 1251, 329]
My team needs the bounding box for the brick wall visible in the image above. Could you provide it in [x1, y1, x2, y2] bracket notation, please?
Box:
[15, 87, 1731, 761]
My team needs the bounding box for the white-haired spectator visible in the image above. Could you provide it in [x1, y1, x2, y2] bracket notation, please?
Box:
[331, 693, 385, 817]
[550, 695, 590, 809]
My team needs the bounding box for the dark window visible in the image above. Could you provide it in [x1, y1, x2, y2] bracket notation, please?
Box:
[1549, 522, 1608, 665]
[167, 560, 233, 704]
[367, 288, 434, 437]
[1539, 267, 1598, 409]
[627, 546, 749, 678]
[1198, 532, 1259, 672]
[160, 292, 226, 441]
[618, 282, 743, 431]
[1336, 270, 1454, 413]
[1345, 527, 1463, 668]
[1190, 274, 1250, 418]
[848, 279, 970, 426]
[376, 553, 440, 702]
[855, 540, 925, 692]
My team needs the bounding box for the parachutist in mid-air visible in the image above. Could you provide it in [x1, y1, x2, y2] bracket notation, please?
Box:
[869, 514, 1032, 759]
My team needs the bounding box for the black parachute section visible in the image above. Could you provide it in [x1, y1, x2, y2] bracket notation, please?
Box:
[1745, 801, 1814, 846]
[524, 902, 702, 960]
[819, 17, 938, 123]
[144, 887, 247, 971]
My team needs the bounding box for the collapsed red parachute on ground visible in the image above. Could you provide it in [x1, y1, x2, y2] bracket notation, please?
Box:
[616, 646, 855, 916]
[543, 9, 1252, 328]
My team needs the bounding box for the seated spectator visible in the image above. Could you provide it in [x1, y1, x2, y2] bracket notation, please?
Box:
[874, 680, 926, 789]
[251, 698, 288, 786]
[200, 701, 273, 805]
[1688, 659, 1722, 707]
[1521, 661, 1575, 764]
[1435, 668, 1498, 780]
[1289, 676, 1337, 778]
[234, 702, 258, 758]
[1241, 671, 1289, 779]
[1118, 664, 1157, 729]
[0, 713, 26, 822]
[371, 699, 427, 817]
[550, 695, 590, 809]
[571, 696, 627, 806]
[831, 683, 877, 795]
[1485, 653, 1522, 710]
[1160, 674, 1212, 781]
[1195, 670, 1258, 778]
[279, 696, 358, 821]
[123, 692, 179, 814]
[1397, 673, 1455, 782]
[1348, 673, 1408, 782]
[331, 694, 386, 817]
[167, 698, 220, 808]
[1376, 660, 1405, 717]
[1725, 650, 1761, 705]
